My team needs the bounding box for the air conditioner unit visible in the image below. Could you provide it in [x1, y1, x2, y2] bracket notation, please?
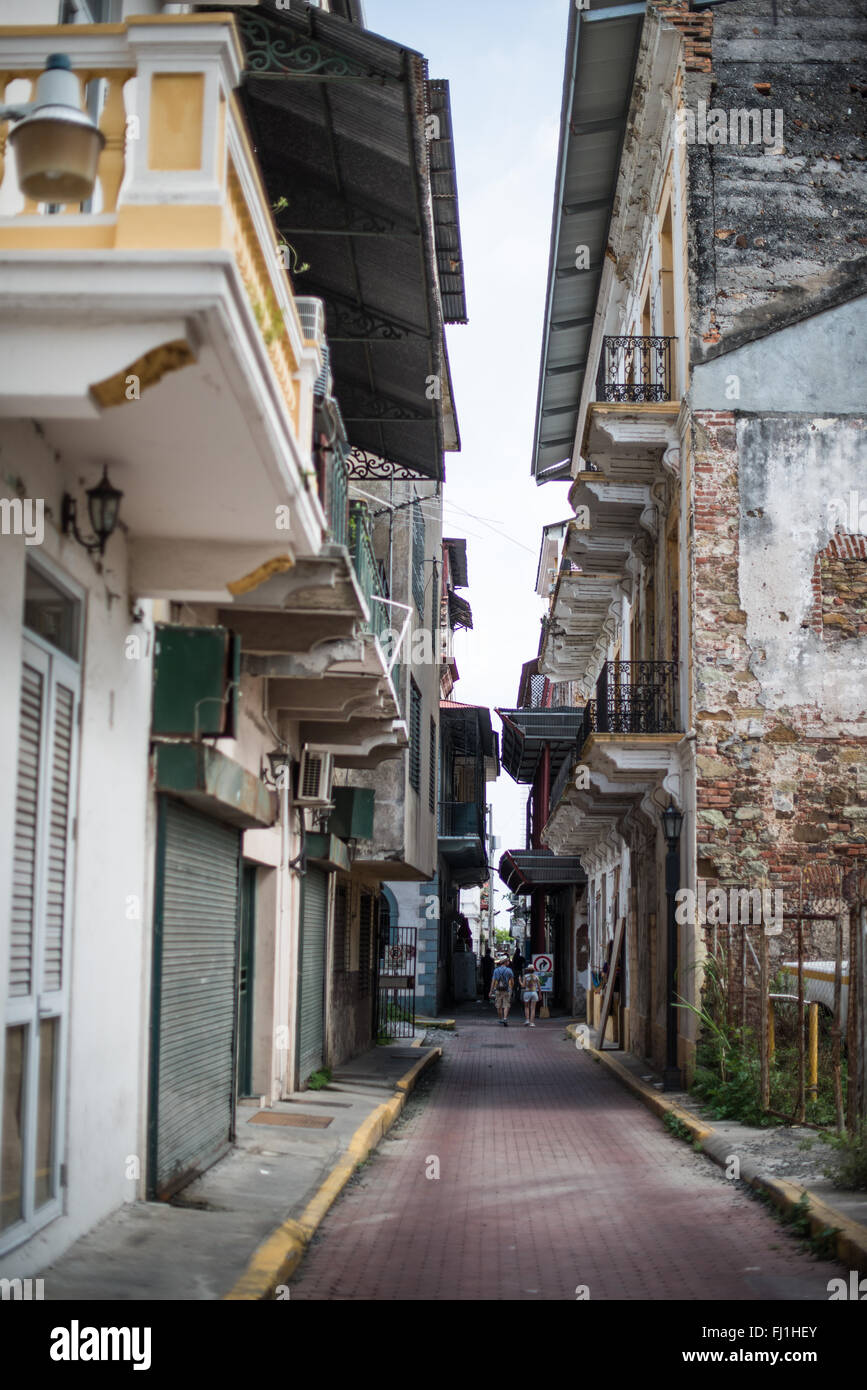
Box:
[295, 747, 334, 807]
[296, 296, 326, 346]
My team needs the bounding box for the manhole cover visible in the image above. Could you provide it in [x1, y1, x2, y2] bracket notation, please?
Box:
[248, 1111, 333, 1129]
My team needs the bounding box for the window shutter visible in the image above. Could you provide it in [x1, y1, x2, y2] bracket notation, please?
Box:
[43, 683, 75, 994]
[10, 663, 43, 998]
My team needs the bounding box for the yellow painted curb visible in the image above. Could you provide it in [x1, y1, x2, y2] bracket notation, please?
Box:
[565, 1024, 711, 1142]
[224, 1046, 442, 1300]
[565, 1023, 867, 1274]
[748, 1175, 867, 1275]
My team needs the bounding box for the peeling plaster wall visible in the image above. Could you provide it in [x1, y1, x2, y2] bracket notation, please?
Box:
[737, 413, 867, 719]
[692, 405, 866, 911]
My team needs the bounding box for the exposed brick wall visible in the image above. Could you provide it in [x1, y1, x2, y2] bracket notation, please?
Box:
[649, 1, 713, 73]
[809, 533, 867, 643]
[691, 409, 866, 955]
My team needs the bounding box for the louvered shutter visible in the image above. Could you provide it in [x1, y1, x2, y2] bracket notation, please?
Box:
[298, 868, 327, 1079]
[152, 799, 241, 1198]
[42, 682, 74, 994]
[9, 662, 43, 998]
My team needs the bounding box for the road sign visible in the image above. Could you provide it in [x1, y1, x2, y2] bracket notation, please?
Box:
[532, 954, 554, 992]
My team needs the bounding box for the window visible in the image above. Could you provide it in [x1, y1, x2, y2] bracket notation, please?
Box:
[411, 499, 425, 615]
[428, 717, 437, 815]
[408, 679, 422, 793]
[2, 562, 81, 1250]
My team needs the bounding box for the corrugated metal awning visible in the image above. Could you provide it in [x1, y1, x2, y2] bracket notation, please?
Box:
[498, 850, 585, 893]
[225, 2, 465, 481]
[496, 708, 584, 784]
[532, 1, 645, 483]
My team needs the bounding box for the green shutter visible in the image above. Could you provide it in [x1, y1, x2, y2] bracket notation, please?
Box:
[298, 868, 328, 1080]
[150, 799, 241, 1198]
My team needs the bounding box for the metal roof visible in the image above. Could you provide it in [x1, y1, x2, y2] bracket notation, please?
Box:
[498, 850, 586, 894]
[443, 536, 468, 588]
[427, 80, 468, 325]
[531, 0, 645, 484]
[227, 2, 467, 481]
[497, 708, 584, 784]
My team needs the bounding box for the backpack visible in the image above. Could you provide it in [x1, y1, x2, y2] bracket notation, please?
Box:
[495, 969, 511, 992]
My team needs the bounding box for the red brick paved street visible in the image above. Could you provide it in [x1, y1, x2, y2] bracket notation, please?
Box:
[291, 1005, 847, 1301]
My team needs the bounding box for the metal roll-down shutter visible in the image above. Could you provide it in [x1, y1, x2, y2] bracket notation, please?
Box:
[298, 867, 328, 1081]
[150, 799, 241, 1198]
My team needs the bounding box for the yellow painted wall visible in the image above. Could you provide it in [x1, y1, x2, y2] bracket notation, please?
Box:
[148, 73, 204, 172]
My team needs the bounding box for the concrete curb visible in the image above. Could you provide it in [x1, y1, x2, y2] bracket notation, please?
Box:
[565, 1023, 867, 1275]
[224, 1046, 442, 1300]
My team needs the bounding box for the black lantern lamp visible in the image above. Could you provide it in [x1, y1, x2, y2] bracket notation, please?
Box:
[62, 466, 123, 557]
[662, 802, 684, 850]
[1, 54, 105, 205]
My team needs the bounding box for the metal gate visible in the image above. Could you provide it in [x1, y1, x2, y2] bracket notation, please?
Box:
[150, 799, 241, 1199]
[376, 926, 417, 1040]
[298, 867, 328, 1080]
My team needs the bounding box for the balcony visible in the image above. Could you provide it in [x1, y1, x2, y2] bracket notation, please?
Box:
[595, 336, 674, 404]
[0, 15, 327, 591]
[543, 660, 684, 861]
[583, 661, 679, 740]
[438, 800, 488, 889]
[349, 502, 390, 647]
[579, 336, 681, 490]
[438, 801, 485, 839]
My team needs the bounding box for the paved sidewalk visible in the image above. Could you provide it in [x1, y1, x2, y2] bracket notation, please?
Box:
[290, 1004, 849, 1301]
[33, 1039, 438, 1301]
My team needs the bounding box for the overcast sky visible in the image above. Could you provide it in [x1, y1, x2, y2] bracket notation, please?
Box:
[365, 0, 574, 874]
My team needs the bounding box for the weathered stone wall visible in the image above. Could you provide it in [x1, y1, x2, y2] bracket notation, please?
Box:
[692, 407, 866, 957]
[673, 0, 867, 353]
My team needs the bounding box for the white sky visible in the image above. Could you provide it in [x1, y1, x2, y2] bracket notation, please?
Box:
[365, 0, 574, 877]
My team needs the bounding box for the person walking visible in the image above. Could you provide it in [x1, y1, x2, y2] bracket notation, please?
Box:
[489, 955, 514, 1026]
[520, 963, 542, 1026]
[480, 945, 494, 1001]
[510, 946, 525, 986]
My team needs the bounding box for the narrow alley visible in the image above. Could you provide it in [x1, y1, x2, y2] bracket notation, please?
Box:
[290, 1007, 846, 1302]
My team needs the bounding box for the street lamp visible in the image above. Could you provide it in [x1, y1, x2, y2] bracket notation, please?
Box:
[1, 54, 105, 204]
[661, 802, 684, 1091]
[62, 465, 123, 558]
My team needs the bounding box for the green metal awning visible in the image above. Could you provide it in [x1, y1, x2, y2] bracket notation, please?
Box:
[154, 742, 276, 830]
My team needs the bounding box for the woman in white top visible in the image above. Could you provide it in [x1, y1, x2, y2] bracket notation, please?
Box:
[520, 967, 541, 1026]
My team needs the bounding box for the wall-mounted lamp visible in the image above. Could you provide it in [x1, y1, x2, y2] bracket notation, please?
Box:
[0, 54, 106, 204]
[62, 465, 123, 557]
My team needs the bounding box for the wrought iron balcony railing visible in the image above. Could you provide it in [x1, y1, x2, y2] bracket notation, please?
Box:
[348, 501, 389, 645]
[582, 660, 680, 742]
[595, 336, 675, 404]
